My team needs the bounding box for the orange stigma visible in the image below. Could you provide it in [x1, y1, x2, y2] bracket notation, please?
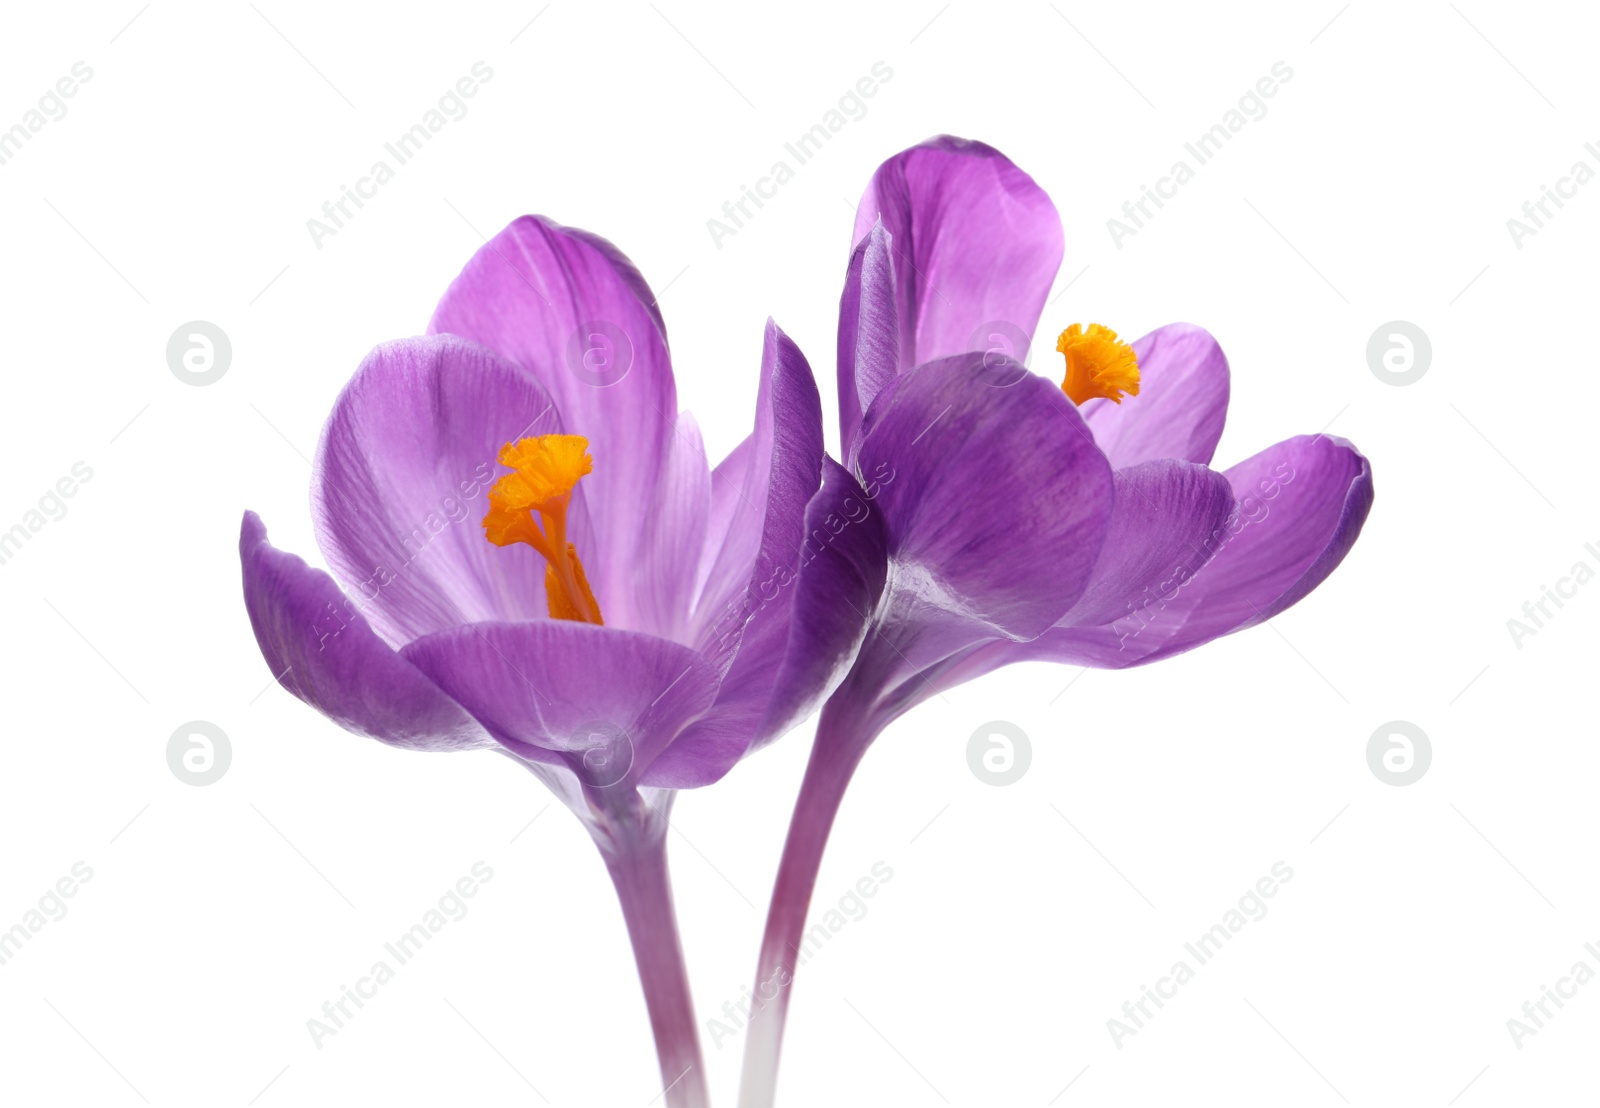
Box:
[1057, 323, 1140, 405]
[483, 434, 604, 625]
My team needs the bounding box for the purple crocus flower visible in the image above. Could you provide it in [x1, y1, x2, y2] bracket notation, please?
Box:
[737, 138, 1374, 1105]
[240, 216, 880, 1108]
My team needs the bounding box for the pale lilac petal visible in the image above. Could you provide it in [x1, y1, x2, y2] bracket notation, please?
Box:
[428, 216, 677, 620]
[694, 434, 752, 615]
[634, 411, 712, 643]
[853, 136, 1063, 373]
[240, 512, 490, 751]
[312, 335, 565, 646]
[402, 620, 720, 784]
[1079, 323, 1230, 467]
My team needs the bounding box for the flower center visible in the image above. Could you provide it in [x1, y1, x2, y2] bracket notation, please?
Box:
[1057, 323, 1140, 405]
[483, 434, 604, 625]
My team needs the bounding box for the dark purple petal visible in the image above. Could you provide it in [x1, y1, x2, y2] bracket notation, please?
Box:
[651, 458, 888, 787]
[428, 216, 681, 621]
[748, 457, 889, 741]
[691, 321, 824, 668]
[836, 221, 898, 454]
[312, 335, 567, 646]
[853, 136, 1063, 374]
[1079, 323, 1230, 468]
[1154, 433, 1374, 649]
[854, 354, 1114, 643]
[401, 620, 720, 784]
[239, 512, 490, 752]
[950, 434, 1372, 673]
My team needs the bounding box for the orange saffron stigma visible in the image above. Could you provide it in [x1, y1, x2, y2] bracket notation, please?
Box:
[1057, 323, 1140, 405]
[483, 434, 604, 625]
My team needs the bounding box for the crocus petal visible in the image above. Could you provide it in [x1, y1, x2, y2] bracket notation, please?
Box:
[854, 354, 1114, 644]
[401, 621, 720, 785]
[312, 335, 566, 646]
[1079, 323, 1230, 468]
[692, 321, 824, 668]
[696, 435, 752, 613]
[951, 434, 1372, 673]
[836, 221, 899, 453]
[650, 458, 889, 788]
[1061, 459, 1238, 628]
[1142, 433, 1374, 657]
[240, 512, 490, 751]
[746, 457, 889, 743]
[634, 410, 712, 643]
[853, 136, 1063, 375]
[428, 216, 678, 620]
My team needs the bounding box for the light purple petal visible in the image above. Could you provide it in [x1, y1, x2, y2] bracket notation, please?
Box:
[1079, 323, 1230, 468]
[695, 434, 753, 621]
[836, 221, 898, 454]
[634, 410, 711, 643]
[312, 335, 566, 647]
[401, 621, 720, 785]
[854, 353, 1114, 643]
[428, 216, 679, 622]
[853, 136, 1063, 374]
[240, 512, 490, 752]
[651, 457, 888, 787]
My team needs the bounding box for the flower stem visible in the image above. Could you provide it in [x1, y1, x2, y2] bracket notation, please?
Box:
[594, 792, 711, 1108]
[737, 692, 876, 1108]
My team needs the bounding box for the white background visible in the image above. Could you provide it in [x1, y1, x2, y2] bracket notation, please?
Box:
[0, 1, 1594, 1105]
